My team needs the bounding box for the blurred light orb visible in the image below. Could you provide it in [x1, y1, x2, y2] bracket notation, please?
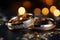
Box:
[34, 8, 41, 15]
[42, 0, 54, 6]
[42, 8, 49, 16]
[53, 9, 60, 17]
[50, 6, 57, 13]
[23, 1, 32, 8]
[19, 17, 23, 20]
[45, 0, 54, 6]
[59, 11, 60, 16]
[18, 7, 26, 16]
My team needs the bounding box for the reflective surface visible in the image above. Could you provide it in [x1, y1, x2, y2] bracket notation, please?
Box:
[6, 13, 34, 30]
[34, 17, 56, 30]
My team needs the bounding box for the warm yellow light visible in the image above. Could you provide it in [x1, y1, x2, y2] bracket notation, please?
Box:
[53, 9, 60, 17]
[34, 8, 41, 15]
[18, 7, 26, 16]
[59, 11, 60, 16]
[42, 7, 49, 16]
[20, 17, 23, 20]
[50, 6, 57, 13]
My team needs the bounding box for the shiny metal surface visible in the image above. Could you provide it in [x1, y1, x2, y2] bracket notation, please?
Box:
[34, 17, 56, 30]
[6, 13, 34, 30]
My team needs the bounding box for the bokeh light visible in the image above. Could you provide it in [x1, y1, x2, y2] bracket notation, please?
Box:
[22, 1, 32, 8]
[34, 8, 41, 16]
[42, 0, 54, 6]
[45, 0, 54, 6]
[42, 7, 49, 16]
[19, 17, 23, 20]
[50, 6, 57, 13]
[59, 11, 60, 16]
[18, 7, 26, 16]
[53, 9, 60, 17]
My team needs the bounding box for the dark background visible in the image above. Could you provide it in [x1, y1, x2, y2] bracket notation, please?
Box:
[0, 0, 60, 18]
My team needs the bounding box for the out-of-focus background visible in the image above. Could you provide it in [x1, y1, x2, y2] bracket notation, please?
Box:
[0, 0, 60, 18]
